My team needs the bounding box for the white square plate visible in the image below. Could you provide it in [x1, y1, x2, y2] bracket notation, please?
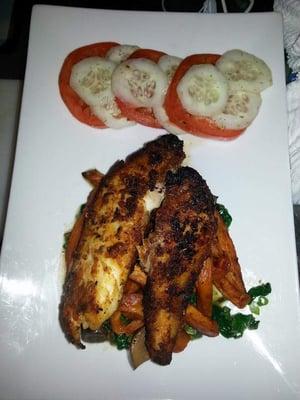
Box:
[1, 5, 300, 400]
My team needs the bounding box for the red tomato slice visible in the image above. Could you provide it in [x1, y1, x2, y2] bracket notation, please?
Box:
[113, 48, 166, 129]
[115, 98, 162, 128]
[129, 48, 165, 63]
[164, 54, 245, 139]
[59, 42, 119, 128]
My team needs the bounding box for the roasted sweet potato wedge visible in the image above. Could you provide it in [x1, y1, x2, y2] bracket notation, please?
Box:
[196, 257, 213, 317]
[211, 212, 250, 308]
[185, 305, 219, 337]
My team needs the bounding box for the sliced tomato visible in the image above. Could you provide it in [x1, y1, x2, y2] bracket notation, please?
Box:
[113, 48, 166, 128]
[164, 54, 245, 139]
[115, 98, 162, 128]
[59, 42, 119, 128]
[129, 48, 165, 63]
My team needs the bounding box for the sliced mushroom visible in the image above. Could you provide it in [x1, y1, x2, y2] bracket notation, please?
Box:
[130, 328, 150, 369]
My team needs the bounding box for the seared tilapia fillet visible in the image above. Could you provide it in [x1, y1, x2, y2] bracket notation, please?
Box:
[60, 134, 185, 348]
[141, 167, 217, 365]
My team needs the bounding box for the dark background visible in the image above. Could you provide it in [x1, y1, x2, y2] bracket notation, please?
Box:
[0, 0, 274, 79]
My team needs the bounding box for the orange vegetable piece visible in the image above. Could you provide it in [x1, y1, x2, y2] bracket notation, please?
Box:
[110, 310, 144, 335]
[119, 293, 144, 320]
[129, 265, 147, 287]
[173, 329, 190, 353]
[211, 212, 251, 308]
[82, 169, 104, 187]
[196, 257, 213, 318]
[185, 305, 219, 337]
[65, 188, 97, 273]
[124, 279, 141, 294]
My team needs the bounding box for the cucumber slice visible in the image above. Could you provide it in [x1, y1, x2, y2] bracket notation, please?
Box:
[153, 104, 187, 135]
[70, 57, 116, 106]
[70, 56, 134, 128]
[91, 96, 135, 129]
[177, 64, 229, 117]
[212, 90, 262, 130]
[106, 44, 139, 64]
[158, 54, 182, 83]
[216, 49, 272, 93]
[111, 58, 168, 108]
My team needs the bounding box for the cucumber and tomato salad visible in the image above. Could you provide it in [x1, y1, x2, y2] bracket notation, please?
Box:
[59, 42, 272, 139]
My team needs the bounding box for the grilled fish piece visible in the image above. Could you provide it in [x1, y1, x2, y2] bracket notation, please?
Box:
[60, 134, 185, 348]
[141, 167, 216, 365]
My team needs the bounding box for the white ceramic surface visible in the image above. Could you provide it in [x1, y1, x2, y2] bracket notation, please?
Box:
[0, 5, 300, 400]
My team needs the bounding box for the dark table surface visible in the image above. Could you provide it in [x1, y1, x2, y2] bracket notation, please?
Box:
[0, 0, 274, 79]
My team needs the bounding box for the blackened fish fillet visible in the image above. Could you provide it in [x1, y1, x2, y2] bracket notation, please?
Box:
[141, 167, 216, 365]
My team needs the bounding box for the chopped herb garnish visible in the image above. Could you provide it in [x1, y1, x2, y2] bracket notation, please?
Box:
[216, 203, 232, 228]
[120, 314, 131, 325]
[212, 305, 259, 339]
[184, 324, 202, 340]
[257, 296, 269, 307]
[248, 282, 272, 301]
[249, 302, 260, 315]
[212, 285, 225, 304]
[112, 333, 133, 350]
[247, 283, 271, 316]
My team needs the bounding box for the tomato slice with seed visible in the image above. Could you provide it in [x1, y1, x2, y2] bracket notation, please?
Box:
[59, 42, 119, 128]
[164, 54, 245, 139]
[113, 48, 166, 129]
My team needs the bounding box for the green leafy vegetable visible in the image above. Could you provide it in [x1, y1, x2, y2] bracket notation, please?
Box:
[248, 282, 272, 301]
[101, 320, 112, 335]
[184, 324, 202, 340]
[249, 302, 260, 315]
[187, 292, 197, 306]
[212, 305, 259, 339]
[112, 333, 133, 350]
[257, 296, 269, 306]
[100, 320, 132, 350]
[216, 203, 232, 228]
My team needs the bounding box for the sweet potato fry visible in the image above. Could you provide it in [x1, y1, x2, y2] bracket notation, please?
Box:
[129, 265, 147, 287]
[65, 214, 84, 273]
[82, 169, 104, 187]
[196, 257, 213, 317]
[65, 170, 103, 271]
[185, 305, 219, 337]
[65, 188, 97, 273]
[173, 329, 190, 353]
[119, 293, 144, 320]
[211, 212, 250, 308]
